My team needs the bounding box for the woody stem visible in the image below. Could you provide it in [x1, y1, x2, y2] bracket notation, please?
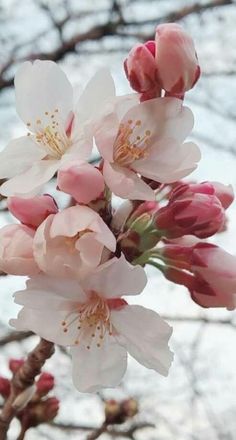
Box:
[0, 338, 55, 440]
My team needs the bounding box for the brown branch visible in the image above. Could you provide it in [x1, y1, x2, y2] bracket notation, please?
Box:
[0, 338, 55, 440]
[0, 331, 33, 347]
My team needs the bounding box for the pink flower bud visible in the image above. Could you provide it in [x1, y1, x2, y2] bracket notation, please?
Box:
[43, 397, 59, 421]
[8, 195, 58, 229]
[0, 224, 39, 275]
[0, 377, 10, 398]
[124, 42, 160, 99]
[211, 182, 234, 209]
[155, 182, 226, 239]
[9, 359, 24, 373]
[155, 23, 200, 97]
[160, 240, 236, 309]
[36, 372, 54, 396]
[57, 161, 105, 204]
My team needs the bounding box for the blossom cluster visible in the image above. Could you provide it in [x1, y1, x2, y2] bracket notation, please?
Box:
[0, 23, 235, 393]
[0, 359, 59, 429]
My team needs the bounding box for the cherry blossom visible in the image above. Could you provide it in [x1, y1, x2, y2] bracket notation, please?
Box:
[95, 97, 200, 200]
[11, 256, 173, 392]
[33, 205, 116, 278]
[0, 224, 39, 275]
[0, 61, 115, 196]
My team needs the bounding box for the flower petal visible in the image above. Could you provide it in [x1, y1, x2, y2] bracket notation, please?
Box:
[133, 140, 200, 183]
[15, 60, 73, 131]
[50, 205, 116, 252]
[82, 255, 147, 298]
[0, 160, 59, 196]
[10, 307, 80, 345]
[75, 68, 116, 125]
[111, 305, 173, 376]
[0, 224, 39, 275]
[57, 161, 104, 204]
[103, 161, 155, 200]
[14, 274, 86, 306]
[0, 136, 45, 179]
[71, 335, 127, 392]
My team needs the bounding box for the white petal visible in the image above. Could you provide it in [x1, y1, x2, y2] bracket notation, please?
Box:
[14, 275, 86, 308]
[75, 68, 116, 125]
[103, 161, 155, 200]
[0, 160, 59, 196]
[112, 305, 173, 376]
[133, 140, 200, 183]
[15, 60, 73, 131]
[82, 255, 147, 298]
[75, 233, 103, 267]
[121, 97, 194, 144]
[0, 136, 45, 179]
[10, 307, 80, 345]
[71, 335, 127, 392]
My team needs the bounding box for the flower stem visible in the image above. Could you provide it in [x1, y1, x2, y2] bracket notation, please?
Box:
[0, 338, 55, 440]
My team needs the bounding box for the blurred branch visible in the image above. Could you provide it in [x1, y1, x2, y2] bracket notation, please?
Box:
[0, 331, 33, 347]
[0, 0, 234, 92]
[51, 421, 155, 439]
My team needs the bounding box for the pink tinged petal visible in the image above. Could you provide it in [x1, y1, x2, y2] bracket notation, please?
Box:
[75, 68, 116, 125]
[0, 136, 45, 179]
[133, 140, 200, 183]
[75, 233, 103, 267]
[33, 215, 83, 278]
[8, 195, 58, 229]
[155, 23, 200, 94]
[71, 335, 127, 393]
[0, 224, 39, 275]
[191, 290, 236, 310]
[57, 161, 104, 203]
[0, 160, 59, 197]
[82, 255, 147, 299]
[111, 305, 173, 376]
[111, 201, 134, 232]
[119, 97, 194, 145]
[50, 205, 116, 252]
[15, 60, 73, 131]
[211, 182, 234, 209]
[15, 274, 87, 306]
[10, 307, 79, 346]
[103, 161, 155, 201]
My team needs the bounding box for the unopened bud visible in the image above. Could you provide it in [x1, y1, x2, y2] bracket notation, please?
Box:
[0, 377, 10, 398]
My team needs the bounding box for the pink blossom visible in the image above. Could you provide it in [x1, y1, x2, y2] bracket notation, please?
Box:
[155, 23, 200, 97]
[11, 256, 173, 392]
[95, 96, 200, 200]
[155, 182, 228, 238]
[0, 61, 115, 196]
[0, 224, 39, 275]
[33, 205, 116, 278]
[57, 161, 105, 203]
[8, 195, 58, 229]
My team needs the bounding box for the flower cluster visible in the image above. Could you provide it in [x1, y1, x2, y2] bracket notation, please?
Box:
[0, 23, 235, 393]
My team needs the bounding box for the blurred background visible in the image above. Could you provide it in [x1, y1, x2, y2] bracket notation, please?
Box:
[0, 0, 236, 439]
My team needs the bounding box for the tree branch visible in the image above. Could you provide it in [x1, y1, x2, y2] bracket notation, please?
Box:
[0, 338, 55, 440]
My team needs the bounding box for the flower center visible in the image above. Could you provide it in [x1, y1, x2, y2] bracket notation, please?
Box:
[113, 119, 151, 167]
[27, 109, 72, 159]
[61, 293, 113, 349]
